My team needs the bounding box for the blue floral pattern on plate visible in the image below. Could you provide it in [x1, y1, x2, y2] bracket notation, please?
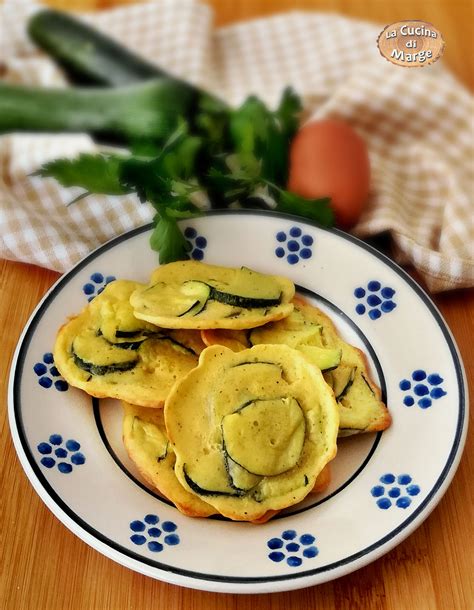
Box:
[37, 435, 85, 473]
[275, 226, 314, 265]
[399, 370, 447, 409]
[129, 514, 180, 552]
[354, 281, 396, 319]
[371, 473, 420, 509]
[33, 352, 68, 391]
[267, 530, 319, 567]
[184, 227, 207, 261]
[83, 272, 116, 302]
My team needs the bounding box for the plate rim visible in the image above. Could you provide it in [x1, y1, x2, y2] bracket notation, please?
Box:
[8, 210, 469, 593]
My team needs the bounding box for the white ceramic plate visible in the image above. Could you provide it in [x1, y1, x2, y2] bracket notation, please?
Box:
[8, 211, 468, 593]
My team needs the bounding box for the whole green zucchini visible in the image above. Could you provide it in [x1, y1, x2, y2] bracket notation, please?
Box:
[28, 9, 166, 87]
[0, 79, 197, 142]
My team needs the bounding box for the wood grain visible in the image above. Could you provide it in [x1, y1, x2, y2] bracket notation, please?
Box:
[1, 2, 473, 609]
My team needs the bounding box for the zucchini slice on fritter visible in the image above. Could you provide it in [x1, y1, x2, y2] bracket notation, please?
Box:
[165, 344, 339, 522]
[130, 261, 295, 330]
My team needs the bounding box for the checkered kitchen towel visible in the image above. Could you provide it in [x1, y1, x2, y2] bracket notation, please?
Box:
[1, 0, 473, 291]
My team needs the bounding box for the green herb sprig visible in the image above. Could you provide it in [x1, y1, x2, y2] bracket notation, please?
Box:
[36, 88, 333, 263]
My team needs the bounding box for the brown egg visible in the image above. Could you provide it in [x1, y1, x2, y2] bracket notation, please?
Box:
[288, 119, 370, 229]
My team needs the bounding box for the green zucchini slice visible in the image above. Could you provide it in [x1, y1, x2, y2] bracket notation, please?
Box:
[221, 397, 306, 477]
[131, 262, 295, 330]
[131, 416, 168, 463]
[325, 365, 356, 400]
[112, 340, 145, 350]
[205, 267, 283, 308]
[115, 330, 146, 339]
[183, 466, 240, 497]
[208, 286, 281, 309]
[93, 279, 159, 344]
[361, 372, 376, 395]
[139, 278, 281, 318]
[224, 453, 262, 491]
[157, 336, 197, 356]
[297, 345, 342, 371]
[140, 280, 210, 318]
[72, 331, 138, 376]
[249, 324, 323, 348]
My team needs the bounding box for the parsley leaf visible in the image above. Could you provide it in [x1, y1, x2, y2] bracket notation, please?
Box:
[275, 87, 302, 141]
[150, 211, 192, 264]
[120, 125, 203, 263]
[120, 122, 202, 204]
[34, 153, 129, 196]
[274, 188, 334, 227]
[227, 87, 302, 186]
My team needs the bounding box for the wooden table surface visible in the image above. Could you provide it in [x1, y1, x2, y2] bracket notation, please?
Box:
[1, 2, 472, 609]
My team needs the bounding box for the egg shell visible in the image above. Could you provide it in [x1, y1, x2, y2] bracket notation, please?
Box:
[288, 119, 370, 229]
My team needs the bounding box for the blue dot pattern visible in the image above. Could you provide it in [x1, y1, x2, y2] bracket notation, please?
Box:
[369, 309, 381, 320]
[184, 227, 197, 239]
[399, 370, 447, 409]
[354, 281, 396, 319]
[414, 384, 429, 396]
[274, 227, 314, 265]
[371, 473, 421, 510]
[367, 295, 381, 307]
[267, 531, 319, 567]
[33, 353, 69, 392]
[184, 226, 207, 261]
[164, 534, 180, 546]
[371, 485, 384, 497]
[148, 528, 161, 538]
[82, 272, 116, 302]
[71, 453, 86, 465]
[268, 538, 284, 550]
[129, 515, 180, 552]
[286, 542, 300, 552]
[144, 514, 159, 525]
[368, 280, 381, 291]
[37, 436, 85, 473]
[148, 541, 164, 552]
